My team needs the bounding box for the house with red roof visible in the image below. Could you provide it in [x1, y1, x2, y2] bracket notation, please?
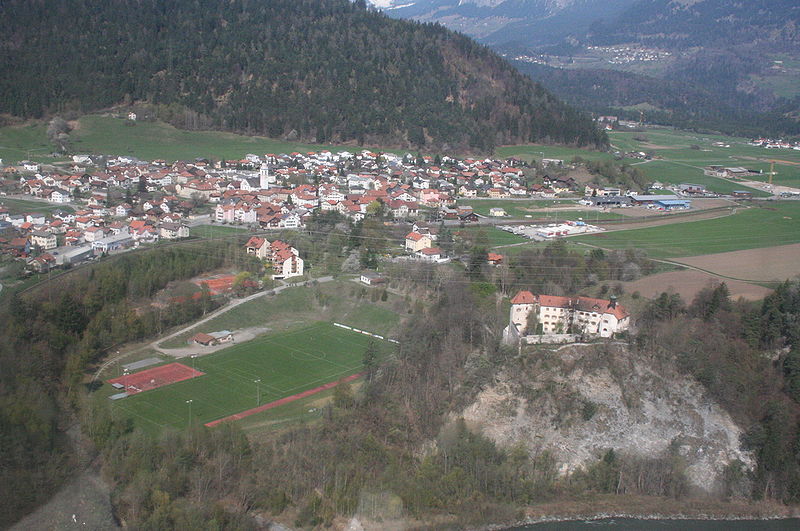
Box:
[506, 290, 630, 342]
[405, 231, 432, 252]
[245, 236, 270, 259]
[268, 240, 304, 279]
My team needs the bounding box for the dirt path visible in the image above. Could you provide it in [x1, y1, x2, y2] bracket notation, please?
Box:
[158, 326, 270, 358]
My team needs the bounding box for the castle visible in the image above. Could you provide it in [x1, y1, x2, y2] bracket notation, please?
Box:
[503, 290, 630, 344]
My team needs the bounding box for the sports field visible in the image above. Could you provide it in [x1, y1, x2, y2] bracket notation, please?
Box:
[110, 322, 394, 432]
[570, 202, 800, 258]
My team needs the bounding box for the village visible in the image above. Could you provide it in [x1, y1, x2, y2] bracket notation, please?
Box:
[0, 149, 627, 272]
[2, 140, 766, 279]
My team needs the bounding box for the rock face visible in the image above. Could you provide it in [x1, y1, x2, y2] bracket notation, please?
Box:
[461, 343, 752, 493]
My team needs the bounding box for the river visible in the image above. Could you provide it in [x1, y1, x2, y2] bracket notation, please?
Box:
[508, 518, 800, 530]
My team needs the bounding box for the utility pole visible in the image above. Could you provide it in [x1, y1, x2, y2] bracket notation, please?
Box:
[186, 399, 193, 428]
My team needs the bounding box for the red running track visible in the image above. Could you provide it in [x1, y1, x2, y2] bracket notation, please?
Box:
[108, 362, 205, 394]
[205, 372, 364, 427]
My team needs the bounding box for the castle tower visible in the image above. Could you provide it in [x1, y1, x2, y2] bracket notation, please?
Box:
[259, 164, 274, 188]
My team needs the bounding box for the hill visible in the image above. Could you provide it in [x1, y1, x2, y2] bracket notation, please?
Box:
[374, 0, 800, 137]
[0, 0, 606, 152]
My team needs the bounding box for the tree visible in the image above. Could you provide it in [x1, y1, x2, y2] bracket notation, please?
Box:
[363, 340, 378, 381]
[232, 271, 253, 295]
[332, 379, 354, 409]
[366, 200, 383, 218]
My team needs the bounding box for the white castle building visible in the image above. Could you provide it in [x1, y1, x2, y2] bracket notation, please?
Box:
[503, 290, 630, 344]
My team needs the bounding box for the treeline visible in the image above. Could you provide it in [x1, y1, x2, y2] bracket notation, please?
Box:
[0, 240, 246, 527]
[637, 280, 800, 502]
[0, 0, 607, 151]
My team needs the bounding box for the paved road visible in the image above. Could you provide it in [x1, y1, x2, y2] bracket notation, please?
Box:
[92, 275, 334, 381]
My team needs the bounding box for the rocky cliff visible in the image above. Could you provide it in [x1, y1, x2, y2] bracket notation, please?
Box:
[461, 342, 752, 493]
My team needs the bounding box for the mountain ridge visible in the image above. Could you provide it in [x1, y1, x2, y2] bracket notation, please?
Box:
[0, 0, 607, 152]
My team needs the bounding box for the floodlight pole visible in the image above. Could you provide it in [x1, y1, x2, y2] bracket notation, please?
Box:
[191, 354, 197, 377]
[186, 399, 193, 427]
[254, 379, 261, 406]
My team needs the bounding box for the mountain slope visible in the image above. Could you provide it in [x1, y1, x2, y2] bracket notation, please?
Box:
[0, 0, 606, 151]
[374, 0, 800, 136]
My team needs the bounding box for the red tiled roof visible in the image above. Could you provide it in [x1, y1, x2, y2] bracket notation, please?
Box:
[419, 247, 441, 255]
[510, 290, 536, 304]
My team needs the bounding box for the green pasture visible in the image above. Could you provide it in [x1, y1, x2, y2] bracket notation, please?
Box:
[0, 123, 61, 164]
[69, 115, 396, 162]
[0, 197, 74, 214]
[109, 322, 395, 433]
[496, 144, 612, 163]
[570, 201, 800, 258]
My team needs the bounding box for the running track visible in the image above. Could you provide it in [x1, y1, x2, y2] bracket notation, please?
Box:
[205, 371, 364, 427]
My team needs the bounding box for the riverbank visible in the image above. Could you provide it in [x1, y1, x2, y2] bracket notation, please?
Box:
[481, 495, 800, 530]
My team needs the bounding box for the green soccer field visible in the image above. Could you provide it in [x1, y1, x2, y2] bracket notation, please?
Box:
[110, 322, 395, 433]
[570, 201, 800, 258]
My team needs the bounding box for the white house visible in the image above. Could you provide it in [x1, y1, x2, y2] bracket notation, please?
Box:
[505, 290, 630, 341]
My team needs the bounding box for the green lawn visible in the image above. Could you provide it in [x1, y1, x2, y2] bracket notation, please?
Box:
[0, 197, 74, 214]
[455, 226, 530, 247]
[189, 224, 248, 239]
[570, 201, 800, 258]
[109, 322, 395, 433]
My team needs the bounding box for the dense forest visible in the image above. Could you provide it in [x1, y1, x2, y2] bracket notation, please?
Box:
[0, 0, 607, 151]
[0, 239, 253, 528]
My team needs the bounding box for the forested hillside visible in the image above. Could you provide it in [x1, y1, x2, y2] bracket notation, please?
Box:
[0, 0, 606, 151]
[0, 240, 253, 527]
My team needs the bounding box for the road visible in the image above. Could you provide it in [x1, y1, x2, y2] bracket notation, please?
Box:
[92, 275, 334, 381]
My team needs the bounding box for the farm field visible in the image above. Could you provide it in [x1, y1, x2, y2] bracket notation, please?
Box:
[570, 201, 800, 258]
[498, 127, 799, 195]
[623, 270, 774, 302]
[496, 143, 612, 163]
[673, 243, 800, 283]
[108, 322, 395, 433]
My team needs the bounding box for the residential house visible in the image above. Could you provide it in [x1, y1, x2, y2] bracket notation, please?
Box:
[405, 231, 433, 252]
[245, 236, 271, 259]
[159, 222, 189, 239]
[30, 230, 57, 250]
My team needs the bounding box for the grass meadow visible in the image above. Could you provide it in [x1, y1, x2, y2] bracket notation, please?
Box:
[570, 201, 800, 258]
